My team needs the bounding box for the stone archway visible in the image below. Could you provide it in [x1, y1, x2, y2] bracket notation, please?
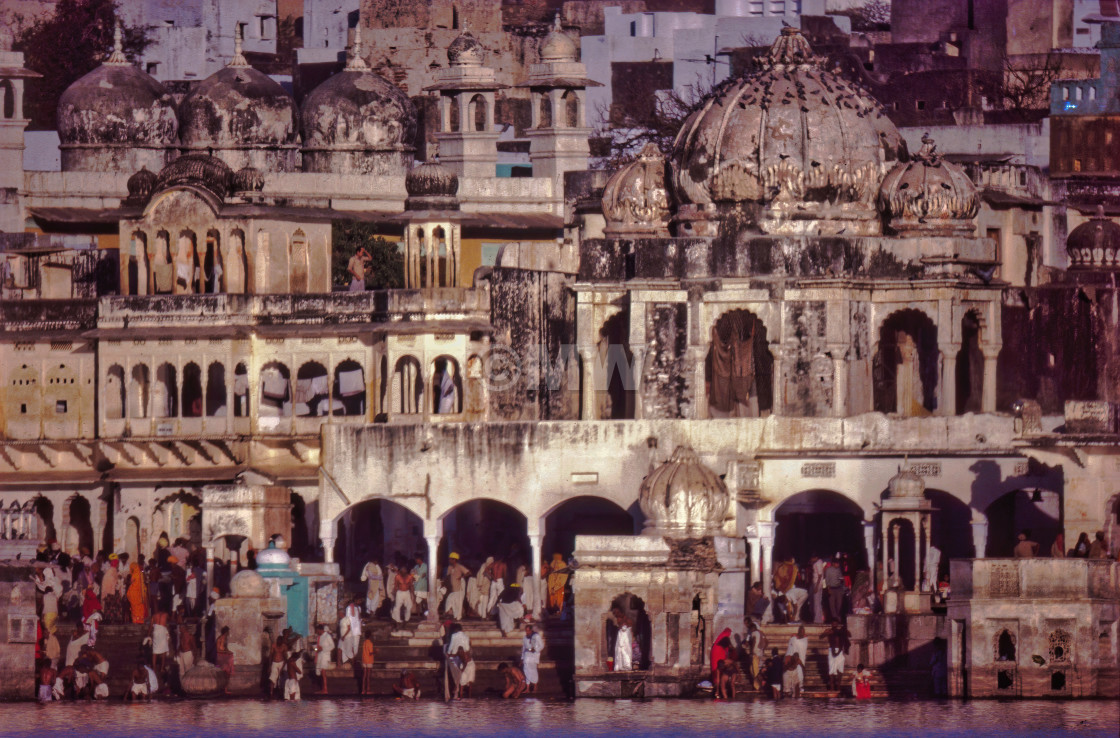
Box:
[984, 488, 1062, 557]
[773, 489, 867, 569]
[542, 495, 638, 563]
[337, 498, 426, 581]
[438, 499, 530, 575]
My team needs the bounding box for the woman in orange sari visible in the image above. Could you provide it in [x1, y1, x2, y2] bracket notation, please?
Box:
[126, 562, 149, 624]
[546, 553, 569, 613]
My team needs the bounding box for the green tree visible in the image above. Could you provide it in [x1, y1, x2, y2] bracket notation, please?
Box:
[15, 0, 150, 130]
[331, 221, 404, 290]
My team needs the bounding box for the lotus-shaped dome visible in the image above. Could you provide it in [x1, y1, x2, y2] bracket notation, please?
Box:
[405, 160, 459, 211]
[178, 27, 298, 170]
[125, 166, 158, 204]
[639, 447, 730, 538]
[601, 144, 671, 236]
[540, 14, 577, 62]
[878, 134, 979, 236]
[57, 24, 177, 171]
[887, 466, 926, 499]
[448, 32, 485, 67]
[671, 27, 905, 236]
[150, 153, 234, 203]
[1067, 205, 1120, 269]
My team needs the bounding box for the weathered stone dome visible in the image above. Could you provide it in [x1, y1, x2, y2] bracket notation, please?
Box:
[1067, 205, 1120, 269]
[150, 153, 234, 203]
[601, 143, 671, 237]
[638, 446, 730, 538]
[300, 27, 416, 175]
[670, 27, 905, 236]
[229, 569, 267, 598]
[887, 466, 926, 499]
[405, 160, 460, 211]
[57, 25, 177, 172]
[878, 134, 979, 236]
[540, 15, 577, 62]
[178, 28, 298, 171]
[448, 32, 485, 67]
[232, 165, 265, 193]
[125, 166, 158, 204]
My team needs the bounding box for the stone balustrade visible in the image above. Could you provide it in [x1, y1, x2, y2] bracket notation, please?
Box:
[950, 558, 1120, 601]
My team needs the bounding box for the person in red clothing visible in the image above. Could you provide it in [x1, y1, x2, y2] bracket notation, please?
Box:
[710, 628, 733, 698]
[852, 662, 873, 699]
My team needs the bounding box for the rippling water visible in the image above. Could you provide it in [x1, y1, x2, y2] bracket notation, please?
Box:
[3, 698, 1116, 737]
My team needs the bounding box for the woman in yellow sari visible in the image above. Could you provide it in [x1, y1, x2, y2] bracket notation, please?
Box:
[546, 553, 569, 613]
[126, 562, 149, 624]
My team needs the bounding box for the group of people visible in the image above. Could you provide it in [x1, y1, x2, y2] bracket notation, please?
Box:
[746, 553, 868, 628]
[1030, 530, 1114, 559]
[357, 550, 575, 636]
[30, 532, 245, 702]
[708, 619, 860, 700]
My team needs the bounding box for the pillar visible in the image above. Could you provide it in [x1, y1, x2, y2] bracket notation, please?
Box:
[770, 343, 785, 416]
[832, 351, 849, 418]
[891, 522, 901, 588]
[971, 518, 988, 559]
[746, 535, 761, 587]
[425, 533, 440, 621]
[320, 519, 337, 564]
[863, 519, 876, 588]
[912, 515, 921, 593]
[629, 346, 645, 419]
[937, 344, 956, 416]
[578, 349, 595, 420]
[757, 520, 777, 597]
[981, 352, 999, 413]
[528, 530, 543, 617]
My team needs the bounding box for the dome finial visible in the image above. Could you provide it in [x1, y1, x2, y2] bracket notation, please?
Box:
[346, 25, 369, 70]
[229, 22, 250, 68]
[553, 12, 562, 31]
[105, 20, 129, 66]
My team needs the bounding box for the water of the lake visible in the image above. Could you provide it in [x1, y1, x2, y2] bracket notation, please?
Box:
[2, 697, 1117, 737]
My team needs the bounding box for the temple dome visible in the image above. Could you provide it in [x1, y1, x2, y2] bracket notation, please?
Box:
[232, 165, 265, 193]
[638, 446, 730, 538]
[57, 25, 177, 171]
[178, 27, 298, 169]
[540, 15, 577, 62]
[887, 466, 926, 499]
[150, 153, 234, 204]
[878, 134, 979, 236]
[405, 160, 459, 210]
[447, 32, 485, 67]
[601, 143, 671, 237]
[1066, 205, 1120, 269]
[670, 27, 905, 236]
[229, 569, 267, 598]
[125, 166, 158, 204]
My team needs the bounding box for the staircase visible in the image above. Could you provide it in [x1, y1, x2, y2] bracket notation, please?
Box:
[743, 624, 889, 697]
[313, 616, 574, 698]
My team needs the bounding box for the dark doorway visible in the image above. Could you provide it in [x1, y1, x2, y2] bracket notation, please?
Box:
[543, 496, 636, 561]
[774, 490, 867, 568]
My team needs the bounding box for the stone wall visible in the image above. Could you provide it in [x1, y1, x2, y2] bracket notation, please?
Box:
[0, 574, 36, 700]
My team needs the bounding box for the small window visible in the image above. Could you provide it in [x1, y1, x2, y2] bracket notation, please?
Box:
[20, 404, 26, 414]
[147, 62, 158, 75]
[56, 400, 67, 414]
[1019, 171, 1027, 186]
[916, 100, 926, 110]
[1074, 158, 1082, 172]
[1077, 27, 1090, 35]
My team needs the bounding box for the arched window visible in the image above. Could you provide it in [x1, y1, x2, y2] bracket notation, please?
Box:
[129, 364, 150, 418]
[562, 90, 579, 127]
[391, 356, 423, 414]
[181, 362, 203, 417]
[333, 360, 366, 416]
[706, 309, 773, 418]
[204, 229, 222, 293]
[469, 94, 488, 132]
[431, 357, 462, 414]
[154, 363, 178, 417]
[105, 364, 126, 420]
[295, 361, 329, 417]
[873, 309, 939, 415]
[538, 92, 552, 128]
[153, 231, 172, 294]
[449, 94, 461, 133]
[259, 362, 291, 417]
[128, 231, 148, 295]
[227, 229, 247, 294]
[175, 230, 198, 294]
[955, 310, 983, 414]
[433, 226, 448, 286]
[206, 362, 226, 417]
[0, 80, 14, 120]
[233, 363, 249, 417]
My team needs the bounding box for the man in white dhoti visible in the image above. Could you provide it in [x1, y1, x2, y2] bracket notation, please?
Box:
[520, 623, 544, 693]
[361, 559, 384, 616]
[392, 566, 415, 623]
[314, 624, 335, 694]
[443, 553, 470, 620]
[614, 620, 634, 671]
[485, 558, 507, 616]
[826, 621, 850, 692]
[924, 544, 941, 592]
[496, 583, 524, 635]
[467, 557, 492, 617]
[339, 598, 362, 664]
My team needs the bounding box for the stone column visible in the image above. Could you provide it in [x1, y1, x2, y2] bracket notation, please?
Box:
[912, 515, 921, 593]
[756, 521, 777, 597]
[882, 524, 891, 587]
[321, 519, 337, 564]
[425, 533, 440, 621]
[971, 518, 988, 559]
[769, 343, 785, 416]
[746, 535, 761, 587]
[629, 346, 645, 419]
[892, 523, 901, 588]
[981, 351, 999, 413]
[832, 350, 849, 418]
[863, 519, 876, 587]
[937, 344, 956, 416]
[578, 349, 595, 420]
[528, 531, 543, 617]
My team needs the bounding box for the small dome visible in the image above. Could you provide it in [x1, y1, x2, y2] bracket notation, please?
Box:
[125, 166, 158, 203]
[601, 143, 671, 236]
[1067, 205, 1120, 269]
[878, 134, 979, 236]
[887, 466, 926, 499]
[57, 25, 177, 154]
[151, 153, 234, 202]
[671, 27, 904, 236]
[405, 160, 460, 211]
[232, 165, 265, 193]
[540, 14, 577, 62]
[229, 569, 267, 598]
[448, 32, 484, 67]
[638, 446, 730, 538]
[255, 541, 291, 569]
[178, 27, 298, 168]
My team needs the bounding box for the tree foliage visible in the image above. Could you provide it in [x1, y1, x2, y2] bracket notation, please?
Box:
[15, 0, 150, 130]
[331, 221, 404, 290]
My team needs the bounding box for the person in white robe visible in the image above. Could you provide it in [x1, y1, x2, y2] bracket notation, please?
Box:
[614, 621, 634, 671]
[361, 560, 385, 615]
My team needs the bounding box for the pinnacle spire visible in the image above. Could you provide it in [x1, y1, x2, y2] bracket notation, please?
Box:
[346, 25, 368, 70]
[105, 20, 129, 66]
[229, 22, 250, 68]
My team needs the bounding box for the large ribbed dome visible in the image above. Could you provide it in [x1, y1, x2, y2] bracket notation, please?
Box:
[638, 447, 729, 538]
[671, 27, 905, 235]
[57, 25, 177, 171]
[1067, 205, 1120, 270]
[178, 27, 298, 169]
[300, 28, 415, 174]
